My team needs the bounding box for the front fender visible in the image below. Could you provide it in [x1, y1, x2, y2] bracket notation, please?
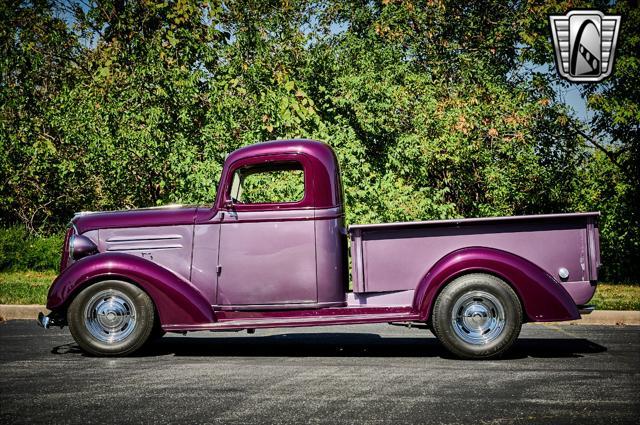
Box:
[47, 252, 215, 327]
[413, 247, 580, 322]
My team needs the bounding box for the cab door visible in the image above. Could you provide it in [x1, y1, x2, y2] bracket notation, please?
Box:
[216, 154, 317, 307]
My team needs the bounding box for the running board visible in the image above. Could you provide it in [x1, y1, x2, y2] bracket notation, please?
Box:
[163, 311, 421, 332]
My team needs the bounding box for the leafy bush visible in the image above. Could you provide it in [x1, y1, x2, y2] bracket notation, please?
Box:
[0, 227, 63, 272]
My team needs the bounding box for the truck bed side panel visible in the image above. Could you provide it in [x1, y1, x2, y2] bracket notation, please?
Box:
[350, 214, 598, 305]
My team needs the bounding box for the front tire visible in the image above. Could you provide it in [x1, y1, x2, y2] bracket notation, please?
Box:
[68, 280, 155, 356]
[432, 273, 522, 360]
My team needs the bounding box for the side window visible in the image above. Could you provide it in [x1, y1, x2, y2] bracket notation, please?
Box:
[230, 162, 305, 205]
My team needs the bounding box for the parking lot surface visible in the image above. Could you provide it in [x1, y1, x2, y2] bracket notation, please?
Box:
[1, 320, 638, 424]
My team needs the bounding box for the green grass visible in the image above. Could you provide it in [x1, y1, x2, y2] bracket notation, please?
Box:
[0, 271, 639, 311]
[591, 283, 640, 311]
[0, 270, 56, 304]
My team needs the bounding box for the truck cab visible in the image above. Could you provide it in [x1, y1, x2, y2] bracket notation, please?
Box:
[192, 139, 348, 309]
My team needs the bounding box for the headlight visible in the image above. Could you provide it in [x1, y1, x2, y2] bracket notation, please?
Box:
[69, 234, 98, 260]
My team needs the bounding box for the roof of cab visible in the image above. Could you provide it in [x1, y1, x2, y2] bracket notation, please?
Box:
[226, 139, 335, 165]
[221, 139, 342, 209]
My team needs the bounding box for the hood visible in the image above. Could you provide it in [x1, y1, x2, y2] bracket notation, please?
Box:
[72, 205, 201, 234]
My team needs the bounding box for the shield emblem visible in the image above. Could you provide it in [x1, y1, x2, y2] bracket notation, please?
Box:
[549, 10, 621, 82]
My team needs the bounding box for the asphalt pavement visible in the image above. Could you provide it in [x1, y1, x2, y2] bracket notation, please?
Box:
[1, 320, 638, 424]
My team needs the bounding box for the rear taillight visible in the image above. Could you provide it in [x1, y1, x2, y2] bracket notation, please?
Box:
[59, 226, 73, 272]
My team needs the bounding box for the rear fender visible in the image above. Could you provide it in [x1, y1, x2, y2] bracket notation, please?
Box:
[46, 252, 215, 327]
[413, 247, 579, 322]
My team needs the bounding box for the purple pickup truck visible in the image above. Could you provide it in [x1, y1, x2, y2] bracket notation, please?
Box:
[38, 139, 601, 359]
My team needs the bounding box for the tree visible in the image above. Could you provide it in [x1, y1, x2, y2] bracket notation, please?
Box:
[0, 0, 80, 231]
[0, 0, 637, 281]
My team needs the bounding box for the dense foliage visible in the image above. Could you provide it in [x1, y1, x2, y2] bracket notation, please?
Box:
[0, 0, 638, 281]
[0, 226, 62, 271]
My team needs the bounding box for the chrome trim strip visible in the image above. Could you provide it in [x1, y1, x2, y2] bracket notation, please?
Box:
[105, 245, 183, 251]
[106, 235, 182, 242]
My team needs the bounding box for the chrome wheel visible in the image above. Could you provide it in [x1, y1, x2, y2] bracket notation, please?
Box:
[433, 274, 522, 359]
[451, 290, 506, 345]
[84, 290, 137, 343]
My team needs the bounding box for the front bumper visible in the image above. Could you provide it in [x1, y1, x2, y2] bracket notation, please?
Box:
[37, 312, 50, 328]
[37, 311, 65, 329]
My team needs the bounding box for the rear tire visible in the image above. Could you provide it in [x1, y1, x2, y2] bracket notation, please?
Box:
[432, 273, 522, 360]
[68, 280, 155, 356]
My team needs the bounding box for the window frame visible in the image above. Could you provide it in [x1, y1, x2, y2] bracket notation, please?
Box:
[222, 153, 312, 211]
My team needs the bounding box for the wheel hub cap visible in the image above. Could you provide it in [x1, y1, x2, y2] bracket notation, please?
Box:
[84, 290, 137, 343]
[451, 291, 506, 345]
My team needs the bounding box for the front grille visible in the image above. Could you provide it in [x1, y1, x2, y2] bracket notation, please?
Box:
[59, 226, 73, 272]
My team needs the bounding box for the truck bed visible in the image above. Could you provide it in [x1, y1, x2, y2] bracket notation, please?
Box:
[349, 212, 600, 306]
